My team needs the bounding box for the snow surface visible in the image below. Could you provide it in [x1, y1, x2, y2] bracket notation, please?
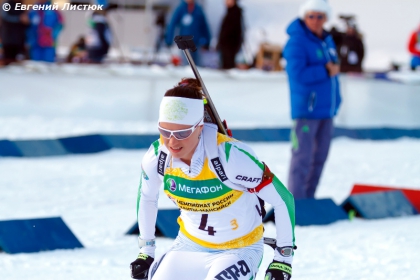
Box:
[1, 63, 420, 279]
[1, 63, 420, 140]
[1, 139, 420, 279]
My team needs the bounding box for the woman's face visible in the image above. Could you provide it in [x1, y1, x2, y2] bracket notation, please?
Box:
[159, 122, 203, 164]
[304, 11, 327, 36]
[226, 0, 235, 8]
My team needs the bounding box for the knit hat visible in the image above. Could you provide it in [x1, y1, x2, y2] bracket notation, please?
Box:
[299, 0, 332, 20]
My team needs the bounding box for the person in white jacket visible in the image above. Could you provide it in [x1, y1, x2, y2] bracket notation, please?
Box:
[130, 78, 296, 280]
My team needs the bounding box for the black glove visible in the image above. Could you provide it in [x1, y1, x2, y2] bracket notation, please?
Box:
[130, 253, 154, 279]
[265, 261, 292, 280]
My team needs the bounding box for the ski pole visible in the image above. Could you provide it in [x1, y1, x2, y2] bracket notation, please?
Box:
[173, 35, 229, 136]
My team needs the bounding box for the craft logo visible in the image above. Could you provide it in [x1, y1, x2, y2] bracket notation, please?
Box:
[235, 175, 261, 183]
[166, 178, 177, 192]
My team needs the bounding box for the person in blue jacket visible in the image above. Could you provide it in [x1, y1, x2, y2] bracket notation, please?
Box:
[165, 0, 211, 67]
[283, 0, 341, 200]
[27, 0, 63, 62]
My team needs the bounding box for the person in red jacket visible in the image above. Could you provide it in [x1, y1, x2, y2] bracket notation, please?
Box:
[408, 24, 420, 71]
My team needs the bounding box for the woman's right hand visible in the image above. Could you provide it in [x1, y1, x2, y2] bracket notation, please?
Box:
[130, 253, 154, 279]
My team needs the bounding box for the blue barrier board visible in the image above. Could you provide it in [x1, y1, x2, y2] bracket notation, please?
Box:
[1, 127, 420, 158]
[14, 140, 67, 157]
[155, 209, 180, 239]
[59, 134, 110, 154]
[264, 198, 348, 226]
[0, 217, 83, 254]
[0, 140, 22, 157]
[341, 190, 418, 219]
[127, 209, 180, 239]
[103, 134, 158, 150]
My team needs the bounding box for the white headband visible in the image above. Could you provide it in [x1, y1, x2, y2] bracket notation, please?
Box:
[159, 96, 204, 125]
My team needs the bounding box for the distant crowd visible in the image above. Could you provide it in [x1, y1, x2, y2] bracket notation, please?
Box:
[0, 0, 112, 65]
[1, 0, 419, 72]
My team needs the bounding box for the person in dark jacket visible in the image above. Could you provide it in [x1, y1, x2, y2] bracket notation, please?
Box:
[217, 0, 243, 69]
[154, 9, 166, 55]
[86, 9, 112, 63]
[283, 0, 341, 199]
[165, 0, 211, 67]
[0, 0, 29, 65]
[66, 36, 87, 63]
[337, 22, 364, 73]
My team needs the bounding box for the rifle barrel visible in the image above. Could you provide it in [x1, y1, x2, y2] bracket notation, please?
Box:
[183, 49, 228, 135]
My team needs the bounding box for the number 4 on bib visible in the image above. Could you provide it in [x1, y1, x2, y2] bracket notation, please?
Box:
[199, 214, 216, 235]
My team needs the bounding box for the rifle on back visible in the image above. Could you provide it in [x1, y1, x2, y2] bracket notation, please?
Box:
[173, 36, 275, 249]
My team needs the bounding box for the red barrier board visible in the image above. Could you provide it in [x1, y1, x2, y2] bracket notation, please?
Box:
[351, 184, 420, 213]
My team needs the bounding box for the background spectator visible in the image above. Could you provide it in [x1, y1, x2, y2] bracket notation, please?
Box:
[85, 9, 112, 64]
[283, 0, 341, 199]
[165, 0, 211, 67]
[66, 35, 87, 63]
[333, 17, 364, 73]
[0, 38, 3, 65]
[408, 23, 420, 71]
[217, 0, 243, 70]
[0, 0, 29, 65]
[27, 0, 63, 62]
[154, 9, 167, 55]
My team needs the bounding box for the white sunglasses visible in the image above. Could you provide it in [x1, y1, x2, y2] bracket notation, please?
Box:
[158, 118, 204, 140]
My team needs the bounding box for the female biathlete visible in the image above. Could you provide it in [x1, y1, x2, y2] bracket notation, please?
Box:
[130, 78, 296, 280]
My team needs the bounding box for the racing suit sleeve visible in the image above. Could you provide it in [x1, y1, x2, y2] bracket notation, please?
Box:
[136, 143, 162, 258]
[219, 141, 295, 264]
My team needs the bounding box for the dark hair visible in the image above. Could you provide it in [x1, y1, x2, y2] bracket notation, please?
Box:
[164, 78, 203, 100]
